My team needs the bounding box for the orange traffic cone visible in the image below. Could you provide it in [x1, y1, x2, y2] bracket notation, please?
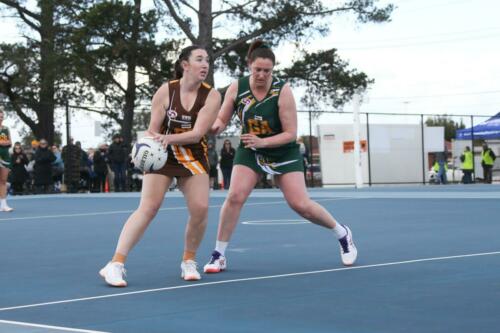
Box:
[104, 178, 109, 193]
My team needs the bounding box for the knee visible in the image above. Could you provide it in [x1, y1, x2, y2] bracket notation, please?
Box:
[226, 191, 246, 208]
[288, 200, 313, 219]
[190, 202, 209, 221]
[138, 202, 162, 220]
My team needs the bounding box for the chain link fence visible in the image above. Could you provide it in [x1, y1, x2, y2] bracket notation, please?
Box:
[297, 110, 499, 186]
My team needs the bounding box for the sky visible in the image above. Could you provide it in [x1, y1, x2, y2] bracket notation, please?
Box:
[1, 0, 500, 146]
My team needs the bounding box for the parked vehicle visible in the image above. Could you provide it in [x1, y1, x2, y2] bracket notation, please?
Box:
[307, 164, 322, 185]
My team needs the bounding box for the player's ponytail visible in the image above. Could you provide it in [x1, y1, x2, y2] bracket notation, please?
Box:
[174, 59, 183, 79]
[247, 40, 275, 65]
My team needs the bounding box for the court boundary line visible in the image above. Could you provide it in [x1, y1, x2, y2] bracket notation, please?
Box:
[0, 319, 109, 332]
[242, 219, 309, 225]
[0, 198, 353, 222]
[1, 250, 499, 312]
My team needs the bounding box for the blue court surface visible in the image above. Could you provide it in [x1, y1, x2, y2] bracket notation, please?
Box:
[1, 185, 499, 333]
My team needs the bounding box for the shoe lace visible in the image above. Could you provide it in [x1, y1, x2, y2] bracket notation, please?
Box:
[339, 236, 349, 254]
[112, 264, 127, 278]
[184, 261, 198, 273]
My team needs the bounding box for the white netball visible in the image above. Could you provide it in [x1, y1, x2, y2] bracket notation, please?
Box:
[131, 137, 168, 172]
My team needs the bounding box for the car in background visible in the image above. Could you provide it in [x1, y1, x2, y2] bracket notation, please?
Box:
[307, 163, 322, 186]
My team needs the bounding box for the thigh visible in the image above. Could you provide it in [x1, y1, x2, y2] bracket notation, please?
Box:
[178, 173, 210, 211]
[138, 173, 172, 209]
[227, 164, 260, 200]
[0, 167, 9, 182]
[275, 171, 310, 204]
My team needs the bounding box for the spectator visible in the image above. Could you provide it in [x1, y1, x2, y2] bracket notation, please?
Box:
[460, 146, 473, 184]
[24, 150, 35, 194]
[108, 134, 128, 192]
[87, 148, 96, 192]
[208, 141, 219, 189]
[62, 138, 82, 193]
[33, 139, 56, 194]
[433, 152, 447, 185]
[75, 141, 90, 192]
[31, 139, 39, 153]
[438, 152, 448, 185]
[93, 145, 108, 192]
[219, 139, 235, 190]
[51, 144, 64, 192]
[11, 142, 29, 195]
[481, 143, 496, 184]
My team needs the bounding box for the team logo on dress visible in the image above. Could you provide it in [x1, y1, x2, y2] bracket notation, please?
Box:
[242, 96, 253, 106]
[167, 109, 177, 119]
[239, 96, 256, 116]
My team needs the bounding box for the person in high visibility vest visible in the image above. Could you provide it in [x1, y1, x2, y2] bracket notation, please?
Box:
[433, 152, 448, 184]
[481, 144, 496, 183]
[460, 146, 474, 184]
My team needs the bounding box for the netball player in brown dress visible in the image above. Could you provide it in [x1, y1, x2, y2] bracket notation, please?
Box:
[100, 45, 221, 286]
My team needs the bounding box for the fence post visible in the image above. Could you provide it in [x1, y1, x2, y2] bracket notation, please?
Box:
[308, 110, 314, 187]
[471, 115, 475, 182]
[421, 114, 426, 185]
[352, 93, 363, 188]
[65, 100, 71, 145]
[366, 113, 372, 186]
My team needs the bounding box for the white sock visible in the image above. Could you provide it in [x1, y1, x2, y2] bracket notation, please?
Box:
[0, 199, 6, 208]
[215, 240, 228, 256]
[332, 223, 347, 239]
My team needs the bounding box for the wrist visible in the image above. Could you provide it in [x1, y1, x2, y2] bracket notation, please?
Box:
[260, 138, 268, 148]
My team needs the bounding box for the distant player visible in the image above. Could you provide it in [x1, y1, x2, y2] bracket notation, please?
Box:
[204, 40, 357, 273]
[0, 109, 13, 212]
[99, 45, 221, 286]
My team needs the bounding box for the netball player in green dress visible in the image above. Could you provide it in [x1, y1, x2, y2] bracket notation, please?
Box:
[204, 40, 357, 273]
[0, 109, 13, 212]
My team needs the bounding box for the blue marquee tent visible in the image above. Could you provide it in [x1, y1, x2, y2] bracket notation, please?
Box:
[456, 112, 500, 140]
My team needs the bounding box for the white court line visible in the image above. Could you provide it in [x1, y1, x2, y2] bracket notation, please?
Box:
[1, 250, 499, 312]
[0, 198, 352, 222]
[242, 219, 309, 225]
[0, 319, 109, 332]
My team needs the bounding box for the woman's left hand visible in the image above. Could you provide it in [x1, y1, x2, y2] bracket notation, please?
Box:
[152, 133, 170, 149]
[241, 134, 265, 149]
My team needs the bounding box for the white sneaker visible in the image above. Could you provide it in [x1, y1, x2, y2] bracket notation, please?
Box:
[99, 262, 127, 287]
[203, 250, 227, 273]
[0, 206, 13, 212]
[338, 225, 357, 266]
[181, 260, 201, 281]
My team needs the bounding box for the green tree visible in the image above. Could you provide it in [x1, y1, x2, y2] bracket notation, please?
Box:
[425, 115, 466, 141]
[159, 0, 393, 105]
[70, 0, 175, 145]
[0, 0, 89, 144]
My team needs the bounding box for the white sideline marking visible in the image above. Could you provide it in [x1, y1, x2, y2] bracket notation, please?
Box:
[0, 319, 109, 332]
[1, 251, 499, 312]
[0, 198, 352, 222]
[242, 219, 309, 225]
